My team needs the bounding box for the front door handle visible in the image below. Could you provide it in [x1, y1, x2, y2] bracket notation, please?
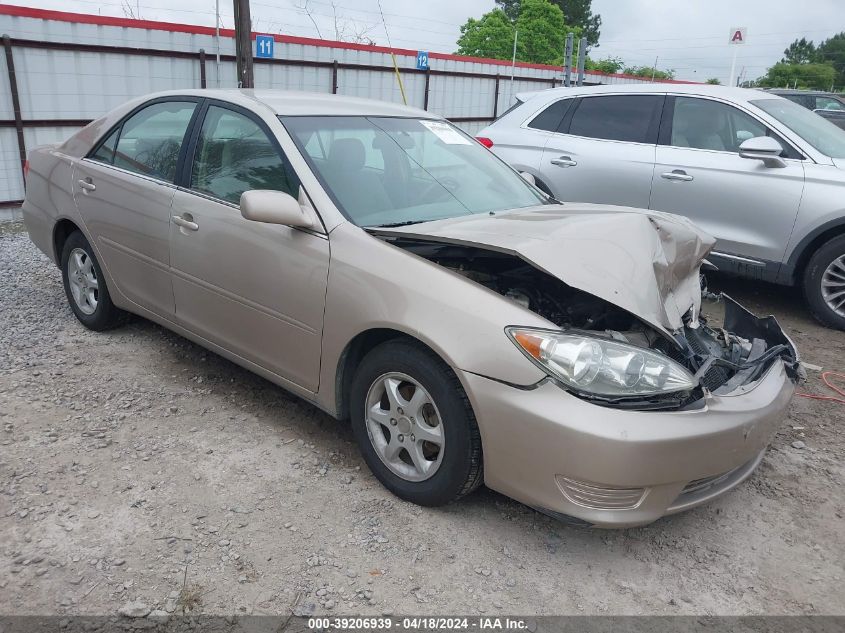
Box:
[550, 156, 577, 168]
[77, 178, 96, 192]
[172, 214, 199, 231]
[661, 169, 694, 182]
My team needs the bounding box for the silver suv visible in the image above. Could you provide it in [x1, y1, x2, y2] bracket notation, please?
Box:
[478, 84, 845, 330]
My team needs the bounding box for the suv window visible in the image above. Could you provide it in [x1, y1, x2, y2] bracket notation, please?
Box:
[670, 97, 767, 152]
[190, 105, 299, 205]
[567, 95, 662, 143]
[106, 101, 196, 181]
[815, 96, 845, 111]
[527, 99, 572, 132]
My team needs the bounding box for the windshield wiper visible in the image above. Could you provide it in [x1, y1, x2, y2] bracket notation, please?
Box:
[371, 220, 429, 228]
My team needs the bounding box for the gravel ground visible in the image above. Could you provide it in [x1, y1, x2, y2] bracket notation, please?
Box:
[1, 220, 843, 617]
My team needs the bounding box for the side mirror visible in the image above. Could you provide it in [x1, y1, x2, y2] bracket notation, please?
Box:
[738, 136, 786, 168]
[520, 171, 536, 186]
[240, 190, 313, 228]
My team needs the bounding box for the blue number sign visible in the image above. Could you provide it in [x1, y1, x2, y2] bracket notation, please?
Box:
[416, 51, 429, 70]
[256, 35, 274, 59]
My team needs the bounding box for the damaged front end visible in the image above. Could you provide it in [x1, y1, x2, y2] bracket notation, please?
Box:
[377, 235, 802, 411]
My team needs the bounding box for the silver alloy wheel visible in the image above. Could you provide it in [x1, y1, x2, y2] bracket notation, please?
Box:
[364, 372, 445, 482]
[67, 247, 99, 315]
[822, 255, 845, 317]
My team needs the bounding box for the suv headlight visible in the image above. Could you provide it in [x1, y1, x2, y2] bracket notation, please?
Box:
[507, 327, 697, 397]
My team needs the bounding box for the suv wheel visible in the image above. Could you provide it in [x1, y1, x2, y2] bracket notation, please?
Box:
[349, 339, 483, 506]
[803, 234, 845, 330]
[60, 231, 129, 331]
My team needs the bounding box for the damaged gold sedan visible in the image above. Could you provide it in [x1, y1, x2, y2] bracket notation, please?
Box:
[22, 90, 801, 527]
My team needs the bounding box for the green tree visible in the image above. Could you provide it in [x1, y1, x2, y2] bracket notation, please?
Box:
[817, 32, 845, 87]
[495, 0, 601, 48]
[705, 77, 721, 85]
[623, 65, 676, 80]
[455, 0, 579, 66]
[781, 37, 819, 64]
[515, 0, 574, 65]
[757, 62, 836, 90]
[585, 56, 623, 74]
[455, 9, 518, 60]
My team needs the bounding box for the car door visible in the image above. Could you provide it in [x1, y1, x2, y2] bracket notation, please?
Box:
[169, 101, 329, 392]
[72, 98, 200, 317]
[649, 96, 806, 275]
[488, 97, 573, 178]
[538, 94, 663, 207]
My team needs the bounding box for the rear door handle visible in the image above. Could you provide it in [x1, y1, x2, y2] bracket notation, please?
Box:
[550, 156, 577, 168]
[661, 169, 694, 182]
[172, 214, 199, 231]
[77, 178, 96, 192]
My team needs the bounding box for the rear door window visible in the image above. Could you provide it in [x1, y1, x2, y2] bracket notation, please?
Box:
[566, 95, 663, 143]
[111, 101, 197, 182]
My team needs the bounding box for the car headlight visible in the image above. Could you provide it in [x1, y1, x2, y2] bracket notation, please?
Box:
[506, 327, 697, 397]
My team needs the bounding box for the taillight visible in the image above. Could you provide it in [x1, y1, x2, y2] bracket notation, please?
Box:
[23, 159, 30, 180]
[476, 136, 494, 148]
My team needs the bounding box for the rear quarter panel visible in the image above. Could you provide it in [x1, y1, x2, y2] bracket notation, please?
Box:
[22, 147, 80, 264]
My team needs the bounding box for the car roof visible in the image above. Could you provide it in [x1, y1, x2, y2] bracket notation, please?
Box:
[515, 83, 784, 106]
[135, 88, 437, 118]
[766, 88, 842, 97]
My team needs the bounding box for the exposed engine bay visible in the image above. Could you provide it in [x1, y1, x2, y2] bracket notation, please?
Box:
[383, 237, 802, 410]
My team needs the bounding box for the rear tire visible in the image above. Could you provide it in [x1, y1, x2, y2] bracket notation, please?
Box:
[60, 230, 129, 331]
[803, 234, 845, 331]
[349, 339, 483, 506]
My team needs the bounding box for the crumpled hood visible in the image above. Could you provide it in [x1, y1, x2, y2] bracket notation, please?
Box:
[372, 204, 716, 334]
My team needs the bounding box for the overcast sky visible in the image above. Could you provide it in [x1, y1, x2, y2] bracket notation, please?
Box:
[17, 0, 845, 83]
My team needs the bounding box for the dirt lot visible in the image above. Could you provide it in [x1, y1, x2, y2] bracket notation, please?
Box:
[1, 220, 843, 617]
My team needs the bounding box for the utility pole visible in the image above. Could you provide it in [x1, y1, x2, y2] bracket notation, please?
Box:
[576, 36, 587, 86]
[563, 32, 573, 87]
[233, 0, 254, 88]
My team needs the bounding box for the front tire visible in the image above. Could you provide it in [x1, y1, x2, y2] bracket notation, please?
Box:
[349, 339, 483, 506]
[60, 230, 129, 331]
[803, 235, 845, 331]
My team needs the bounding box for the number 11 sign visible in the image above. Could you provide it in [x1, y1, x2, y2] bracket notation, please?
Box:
[256, 35, 274, 59]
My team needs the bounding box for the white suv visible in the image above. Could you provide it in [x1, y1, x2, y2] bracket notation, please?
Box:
[478, 84, 845, 330]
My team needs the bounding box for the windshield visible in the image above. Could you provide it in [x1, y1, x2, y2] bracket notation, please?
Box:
[751, 98, 845, 158]
[281, 116, 546, 227]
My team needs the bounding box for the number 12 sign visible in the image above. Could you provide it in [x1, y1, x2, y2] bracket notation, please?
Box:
[256, 35, 274, 59]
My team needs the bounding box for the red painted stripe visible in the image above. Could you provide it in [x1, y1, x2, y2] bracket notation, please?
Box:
[0, 4, 697, 83]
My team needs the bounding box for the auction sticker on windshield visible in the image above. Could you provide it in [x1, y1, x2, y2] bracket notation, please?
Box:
[421, 120, 472, 144]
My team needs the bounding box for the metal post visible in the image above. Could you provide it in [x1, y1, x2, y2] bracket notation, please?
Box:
[233, 0, 254, 88]
[729, 48, 738, 88]
[423, 68, 430, 110]
[215, 0, 221, 87]
[2, 35, 26, 182]
[563, 33, 573, 87]
[331, 60, 338, 93]
[199, 48, 207, 88]
[493, 73, 500, 119]
[576, 37, 587, 86]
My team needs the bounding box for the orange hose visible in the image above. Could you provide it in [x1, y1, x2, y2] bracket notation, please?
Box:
[796, 371, 845, 405]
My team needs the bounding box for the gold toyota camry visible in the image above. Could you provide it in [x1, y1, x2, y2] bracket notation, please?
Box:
[22, 89, 802, 527]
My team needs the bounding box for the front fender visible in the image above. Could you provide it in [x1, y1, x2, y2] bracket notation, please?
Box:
[315, 223, 548, 413]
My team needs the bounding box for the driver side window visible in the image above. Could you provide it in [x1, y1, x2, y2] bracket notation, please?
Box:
[670, 97, 766, 153]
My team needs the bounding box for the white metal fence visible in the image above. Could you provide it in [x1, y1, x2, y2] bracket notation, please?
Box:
[0, 6, 691, 206]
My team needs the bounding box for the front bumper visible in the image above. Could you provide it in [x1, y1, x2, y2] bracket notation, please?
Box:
[462, 355, 795, 528]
